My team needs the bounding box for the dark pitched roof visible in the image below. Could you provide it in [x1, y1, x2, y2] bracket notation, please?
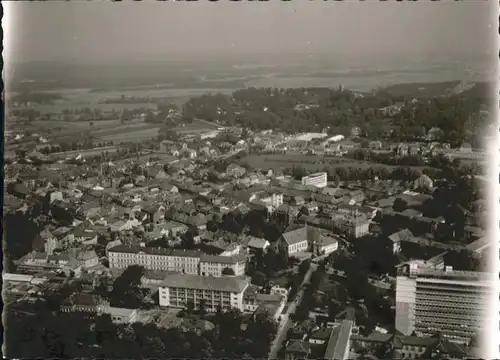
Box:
[465, 236, 491, 252]
[200, 254, 246, 264]
[388, 229, 414, 243]
[285, 340, 312, 354]
[420, 335, 467, 358]
[390, 334, 436, 348]
[161, 274, 248, 293]
[310, 327, 333, 341]
[282, 226, 309, 246]
[143, 204, 164, 214]
[324, 320, 353, 360]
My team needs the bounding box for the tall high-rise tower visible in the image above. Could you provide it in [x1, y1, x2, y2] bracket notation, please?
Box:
[395, 260, 493, 345]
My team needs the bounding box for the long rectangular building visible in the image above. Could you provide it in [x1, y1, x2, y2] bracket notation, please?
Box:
[108, 245, 246, 277]
[395, 261, 493, 345]
[301, 172, 328, 188]
[159, 274, 249, 312]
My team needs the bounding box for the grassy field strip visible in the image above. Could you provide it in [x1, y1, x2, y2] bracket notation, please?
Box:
[99, 127, 160, 142]
[51, 146, 119, 158]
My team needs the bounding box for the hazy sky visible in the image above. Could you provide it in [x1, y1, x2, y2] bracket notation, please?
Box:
[4, 0, 495, 64]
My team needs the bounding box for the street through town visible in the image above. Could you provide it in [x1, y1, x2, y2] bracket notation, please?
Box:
[268, 263, 317, 360]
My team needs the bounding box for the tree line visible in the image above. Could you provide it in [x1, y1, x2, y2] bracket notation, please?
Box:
[11, 91, 63, 105]
[181, 85, 491, 144]
[5, 296, 277, 359]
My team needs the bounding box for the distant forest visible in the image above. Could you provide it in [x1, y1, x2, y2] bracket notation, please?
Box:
[180, 83, 492, 146]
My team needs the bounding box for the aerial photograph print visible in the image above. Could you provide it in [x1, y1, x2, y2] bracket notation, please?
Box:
[2, 1, 499, 359]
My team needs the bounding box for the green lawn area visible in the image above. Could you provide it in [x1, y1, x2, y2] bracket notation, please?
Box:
[172, 119, 220, 132]
[99, 126, 160, 142]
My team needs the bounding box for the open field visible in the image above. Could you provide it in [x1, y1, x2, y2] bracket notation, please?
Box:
[8, 87, 234, 107]
[8, 117, 217, 147]
[6, 119, 123, 133]
[10, 102, 158, 114]
[92, 120, 220, 141]
[8, 119, 158, 145]
[170, 118, 222, 136]
[51, 146, 119, 158]
[241, 154, 400, 171]
[91, 122, 158, 135]
[112, 152, 178, 165]
[99, 126, 160, 142]
[172, 118, 222, 131]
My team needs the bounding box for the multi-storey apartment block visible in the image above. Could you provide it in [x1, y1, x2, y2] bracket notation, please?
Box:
[159, 274, 249, 312]
[395, 261, 493, 345]
[108, 245, 246, 277]
[199, 254, 246, 277]
[281, 226, 310, 255]
[108, 245, 200, 274]
[334, 217, 370, 239]
[259, 192, 284, 209]
[301, 172, 328, 188]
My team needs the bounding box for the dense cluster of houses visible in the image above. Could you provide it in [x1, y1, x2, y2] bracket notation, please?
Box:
[4, 116, 488, 360]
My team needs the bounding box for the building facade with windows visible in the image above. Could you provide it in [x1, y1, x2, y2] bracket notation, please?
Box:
[159, 274, 249, 312]
[199, 254, 246, 277]
[281, 227, 310, 255]
[108, 245, 247, 277]
[259, 192, 284, 209]
[108, 245, 201, 274]
[315, 235, 339, 256]
[395, 261, 493, 345]
[336, 217, 370, 239]
[301, 172, 328, 188]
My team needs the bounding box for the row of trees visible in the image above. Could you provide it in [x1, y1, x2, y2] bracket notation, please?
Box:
[333, 242, 396, 333]
[5, 299, 277, 359]
[11, 91, 63, 105]
[246, 249, 290, 286]
[283, 153, 481, 184]
[181, 85, 490, 144]
[212, 210, 285, 242]
[350, 150, 481, 175]
[291, 259, 325, 322]
[4, 211, 42, 270]
[95, 265, 150, 309]
[392, 92, 489, 146]
[100, 94, 159, 104]
[285, 164, 425, 183]
[38, 140, 114, 154]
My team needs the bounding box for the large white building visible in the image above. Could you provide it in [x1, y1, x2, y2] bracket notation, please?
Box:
[335, 217, 370, 239]
[199, 254, 246, 277]
[395, 261, 493, 345]
[159, 274, 249, 312]
[301, 172, 328, 188]
[315, 235, 339, 256]
[259, 192, 284, 209]
[243, 292, 286, 321]
[281, 227, 311, 255]
[108, 245, 200, 274]
[108, 245, 246, 277]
